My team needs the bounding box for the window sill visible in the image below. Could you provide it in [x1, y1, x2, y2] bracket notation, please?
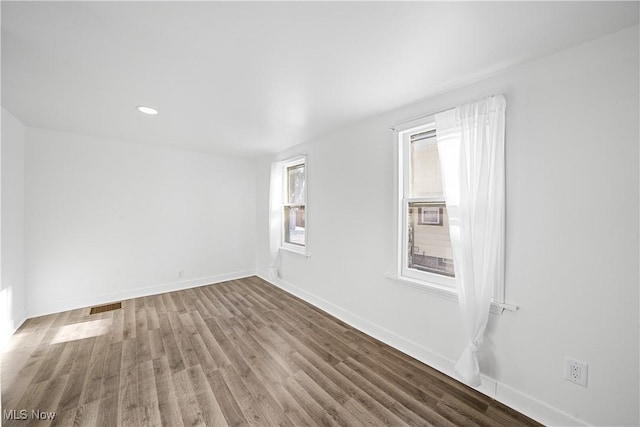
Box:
[280, 246, 312, 258]
[384, 273, 518, 315]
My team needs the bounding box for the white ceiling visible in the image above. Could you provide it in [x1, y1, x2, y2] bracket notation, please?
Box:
[2, 2, 638, 157]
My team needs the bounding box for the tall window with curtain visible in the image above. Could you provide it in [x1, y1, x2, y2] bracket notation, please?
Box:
[395, 94, 506, 387]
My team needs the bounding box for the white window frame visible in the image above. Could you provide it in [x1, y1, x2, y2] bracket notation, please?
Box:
[397, 120, 456, 292]
[281, 156, 307, 255]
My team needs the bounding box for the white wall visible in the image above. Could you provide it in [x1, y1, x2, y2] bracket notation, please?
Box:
[256, 26, 639, 426]
[1, 108, 27, 348]
[26, 128, 256, 317]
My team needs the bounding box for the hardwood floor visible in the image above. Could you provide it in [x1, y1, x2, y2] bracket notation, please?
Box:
[2, 276, 542, 426]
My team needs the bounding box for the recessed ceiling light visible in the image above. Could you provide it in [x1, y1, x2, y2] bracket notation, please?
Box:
[136, 105, 158, 115]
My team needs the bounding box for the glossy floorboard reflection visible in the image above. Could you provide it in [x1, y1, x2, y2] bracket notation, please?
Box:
[1, 276, 542, 426]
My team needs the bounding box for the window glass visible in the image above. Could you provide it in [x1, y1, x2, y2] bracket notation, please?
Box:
[282, 159, 306, 249]
[287, 164, 305, 204]
[401, 125, 455, 284]
[284, 205, 305, 246]
[410, 131, 443, 198]
[407, 202, 454, 277]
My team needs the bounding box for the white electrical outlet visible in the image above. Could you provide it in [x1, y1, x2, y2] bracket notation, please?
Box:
[564, 357, 588, 387]
[177, 269, 184, 278]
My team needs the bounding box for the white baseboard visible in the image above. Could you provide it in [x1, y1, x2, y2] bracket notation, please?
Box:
[26, 269, 255, 318]
[495, 381, 589, 427]
[257, 272, 589, 427]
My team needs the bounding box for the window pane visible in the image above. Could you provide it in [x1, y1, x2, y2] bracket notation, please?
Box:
[287, 164, 305, 204]
[410, 132, 443, 198]
[284, 206, 305, 246]
[407, 202, 454, 277]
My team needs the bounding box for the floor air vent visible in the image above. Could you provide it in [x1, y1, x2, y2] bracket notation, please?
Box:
[90, 302, 122, 314]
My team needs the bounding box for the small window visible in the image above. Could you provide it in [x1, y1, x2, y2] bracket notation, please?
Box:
[399, 123, 455, 287]
[282, 158, 306, 249]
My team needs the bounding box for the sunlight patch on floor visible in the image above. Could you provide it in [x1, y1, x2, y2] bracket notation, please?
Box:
[51, 318, 112, 344]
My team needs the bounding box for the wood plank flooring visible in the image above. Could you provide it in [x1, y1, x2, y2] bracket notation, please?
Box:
[1, 276, 542, 426]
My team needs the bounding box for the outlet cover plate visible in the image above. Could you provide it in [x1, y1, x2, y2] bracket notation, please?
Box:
[564, 357, 588, 387]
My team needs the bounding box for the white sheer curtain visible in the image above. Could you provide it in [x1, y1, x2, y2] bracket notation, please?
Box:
[435, 95, 506, 387]
[268, 161, 283, 279]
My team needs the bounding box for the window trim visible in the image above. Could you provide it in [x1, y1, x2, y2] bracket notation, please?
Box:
[280, 155, 307, 255]
[385, 272, 517, 315]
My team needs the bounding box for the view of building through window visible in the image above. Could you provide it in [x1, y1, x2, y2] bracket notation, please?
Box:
[407, 130, 455, 277]
[408, 202, 454, 276]
[284, 162, 306, 246]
